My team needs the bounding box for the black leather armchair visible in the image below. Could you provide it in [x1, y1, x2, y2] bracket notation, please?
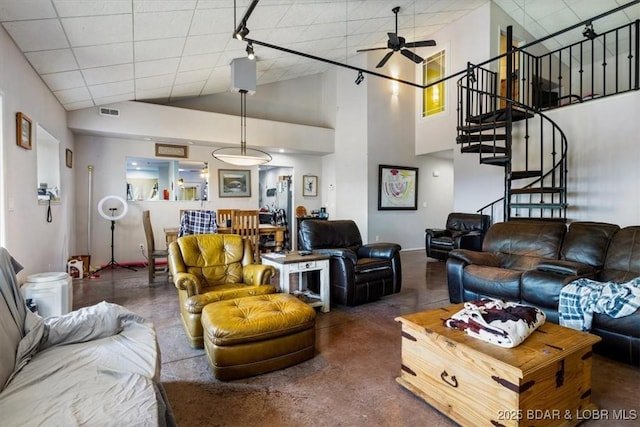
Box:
[298, 220, 402, 306]
[425, 212, 491, 261]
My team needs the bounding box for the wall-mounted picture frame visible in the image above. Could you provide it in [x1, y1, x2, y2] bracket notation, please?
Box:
[16, 112, 33, 150]
[378, 165, 418, 210]
[302, 175, 318, 197]
[155, 143, 188, 158]
[219, 169, 251, 197]
[65, 149, 73, 168]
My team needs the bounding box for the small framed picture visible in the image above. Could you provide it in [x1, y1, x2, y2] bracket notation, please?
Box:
[16, 112, 33, 150]
[66, 149, 73, 168]
[219, 169, 251, 197]
[303, 175, 318, 197]
[155, 143, 188, 158]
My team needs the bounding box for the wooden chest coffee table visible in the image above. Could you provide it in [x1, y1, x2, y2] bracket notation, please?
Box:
[396, 304, 601, 427]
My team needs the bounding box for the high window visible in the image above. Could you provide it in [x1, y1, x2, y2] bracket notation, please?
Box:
[423, 50, 446, 117]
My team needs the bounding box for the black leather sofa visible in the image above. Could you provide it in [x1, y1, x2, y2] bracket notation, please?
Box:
[447, 220, 640, 365]
[425, 212, 491, 260]
[298, 219, 402, 306]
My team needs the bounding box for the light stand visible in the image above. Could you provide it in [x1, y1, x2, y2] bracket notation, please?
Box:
[93, 207, 137, 274]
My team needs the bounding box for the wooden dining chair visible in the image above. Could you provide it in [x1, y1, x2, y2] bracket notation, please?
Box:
[232, 209, 260, 261]
[217, 209, 237, 228]
[142, 210, 169, 285]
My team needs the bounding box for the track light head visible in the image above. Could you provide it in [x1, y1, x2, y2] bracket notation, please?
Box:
[246, 42, 255, 60]
[582, 22, 598, 40]
[235, 25, 249, 40]
[355, 70, 364, 85]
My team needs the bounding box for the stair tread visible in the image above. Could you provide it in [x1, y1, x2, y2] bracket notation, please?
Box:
[510, 202, 567, 208]
[480, 156, 510, 165]
[511, 170, 542, 179]
[468, 107, 533, 124]
[510, 187, 564, 194]
[457, 134, 507, 143]
[461, 144, 508, 154]
[458, 122, 507, 132]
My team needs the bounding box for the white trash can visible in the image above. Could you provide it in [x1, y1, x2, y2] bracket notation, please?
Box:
[21, 272, 73, 317]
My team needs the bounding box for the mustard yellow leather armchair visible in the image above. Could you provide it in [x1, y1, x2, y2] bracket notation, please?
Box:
[169, 234, 277, 348]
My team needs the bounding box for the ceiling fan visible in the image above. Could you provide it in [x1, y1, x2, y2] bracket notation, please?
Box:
[357, 6, 436, 68]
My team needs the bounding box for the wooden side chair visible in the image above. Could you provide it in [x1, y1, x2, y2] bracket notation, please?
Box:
[217, 209, 237, 228]
[142, 210, 169, 285]
[232, 209, 261, 261]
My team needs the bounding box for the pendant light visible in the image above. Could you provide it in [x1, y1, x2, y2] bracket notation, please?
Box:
[212, 90, 271, 166]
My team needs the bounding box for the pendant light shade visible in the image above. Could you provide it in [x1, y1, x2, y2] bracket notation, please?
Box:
[212, 90, 271, 166]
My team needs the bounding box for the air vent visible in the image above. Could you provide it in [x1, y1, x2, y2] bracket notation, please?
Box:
[99, 107, 120, 117]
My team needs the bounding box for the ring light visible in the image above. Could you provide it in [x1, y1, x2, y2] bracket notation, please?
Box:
[97, 195, 128, 221]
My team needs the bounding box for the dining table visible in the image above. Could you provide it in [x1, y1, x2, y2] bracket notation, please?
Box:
[164, 224, 286, 252]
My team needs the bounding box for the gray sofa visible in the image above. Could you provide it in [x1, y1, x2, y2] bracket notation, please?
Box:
[0, 247, 175, 426]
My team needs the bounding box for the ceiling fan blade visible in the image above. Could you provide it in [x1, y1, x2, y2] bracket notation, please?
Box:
[357, 47, 388, 53]
[376, 51, 395, 68]
[401, 49, 424, 64]
[404, 40, 436, 48]
[387, 32, 400, 46]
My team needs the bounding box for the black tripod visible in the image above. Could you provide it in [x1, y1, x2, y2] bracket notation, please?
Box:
[93, 208, 137, 274]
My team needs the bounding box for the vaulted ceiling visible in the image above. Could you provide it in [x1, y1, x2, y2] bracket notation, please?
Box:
[1, 0, 637, 111]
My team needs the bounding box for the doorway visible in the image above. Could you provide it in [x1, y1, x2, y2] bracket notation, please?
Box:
[258, 165, 293, 250]
[499, 30, 523, 108]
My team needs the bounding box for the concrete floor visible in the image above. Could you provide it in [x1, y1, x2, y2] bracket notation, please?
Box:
[73, 250, 639, 426]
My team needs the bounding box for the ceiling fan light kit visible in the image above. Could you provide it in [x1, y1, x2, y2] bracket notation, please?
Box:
[357, 6, 436, 68]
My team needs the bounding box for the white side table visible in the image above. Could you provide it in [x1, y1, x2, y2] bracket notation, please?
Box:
[261, 252, 330, 313]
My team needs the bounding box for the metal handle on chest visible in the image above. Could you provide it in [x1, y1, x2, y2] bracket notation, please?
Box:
[440, 370, 458, 388]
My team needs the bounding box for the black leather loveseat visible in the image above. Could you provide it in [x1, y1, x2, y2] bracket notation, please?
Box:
[446, 220, 640, 365]
[298, 219, 402, 306]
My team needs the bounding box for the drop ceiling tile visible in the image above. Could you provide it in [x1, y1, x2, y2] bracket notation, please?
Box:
[175, 69, 212, 85]
[54, 86, 92, 104]
[136, 74, 175, 90]
[53, 0, 132, 17]
[178, 53, 221, 72]
[170, 80, 206, 98]
[136, 57, 180, 78]
[93, 92, 135, 106]
[189, 8, 234, 36]
[25, 48, 77, 74]
[135, 86, 172, 101]
[492, 0, 522, 15]
[62, 15, 133, 47]
[134, 10, 192, 41]
[89, 80, 134, 99]
[133, 0, 197, 13]
[0, 0, 56, 20]
[41, 70, 85, 91]
[63, 99, 95, 110]
[2, 19, 68, 51]
[134, 37, 185, 62]
[82, 63, 134, 85]
[73, 42, 133, 68]
[183, 33, 232, 55]
[249, 4, 293, 30]
[536, 8, 580, 36]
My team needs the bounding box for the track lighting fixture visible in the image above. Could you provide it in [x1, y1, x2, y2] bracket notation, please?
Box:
[582, 22, 598, 40]
[246, 42, 255, 60]
[235, 25, 249, 40]
[355, 70, 364, 85]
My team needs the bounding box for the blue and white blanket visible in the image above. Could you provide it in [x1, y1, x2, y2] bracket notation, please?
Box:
[559, 277, 640, 331]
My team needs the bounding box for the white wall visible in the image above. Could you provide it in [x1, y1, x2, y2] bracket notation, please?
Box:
[0, 25, 74, 277]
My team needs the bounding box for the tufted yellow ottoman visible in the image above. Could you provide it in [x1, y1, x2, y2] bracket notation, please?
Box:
[201, 293, 316, 380]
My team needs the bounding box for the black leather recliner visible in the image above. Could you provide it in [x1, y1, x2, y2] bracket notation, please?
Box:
[298, 219, 402, 306]
[425, 212, 491, 261]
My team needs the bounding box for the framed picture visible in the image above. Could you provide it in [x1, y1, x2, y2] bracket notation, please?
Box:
[378, 165, 418, 210]
[219, 169, 251, 197]
[16, 112, 33, 150]
[65, 149, 73, 168]
[302, 175, 318, 197]
[155, 143, 188, 158]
